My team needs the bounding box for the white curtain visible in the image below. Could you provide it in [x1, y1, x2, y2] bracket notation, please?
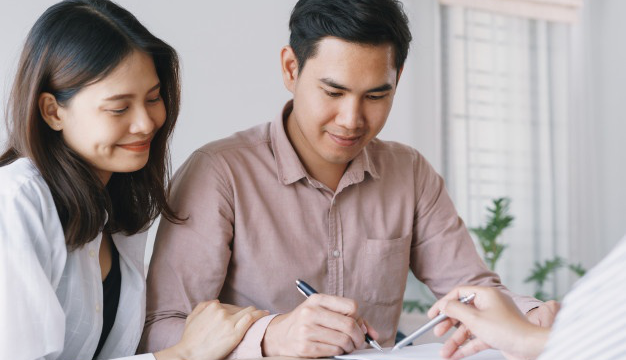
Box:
[441, 6, 573, 297]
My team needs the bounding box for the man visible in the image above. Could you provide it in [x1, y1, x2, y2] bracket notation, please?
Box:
[140, 0, 556, 358]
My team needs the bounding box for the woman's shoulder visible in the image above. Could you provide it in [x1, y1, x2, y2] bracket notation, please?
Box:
[0, 157, 50, 198]
[0, 157, 63, 247]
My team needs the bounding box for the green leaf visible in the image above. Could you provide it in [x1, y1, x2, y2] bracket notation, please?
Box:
[525, 257, 586, 301]
[470, 197, 514, 271]
[568, 263, 587, 277]
[524, 257, 564, 287]
[533, 290, 549, 302]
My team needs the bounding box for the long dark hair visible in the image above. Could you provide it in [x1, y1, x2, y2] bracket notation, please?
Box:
[1, 0, 182, 249]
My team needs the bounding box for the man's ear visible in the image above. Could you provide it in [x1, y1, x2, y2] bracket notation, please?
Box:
[280, 46, 300, 94]
[38, 92, 64, 131]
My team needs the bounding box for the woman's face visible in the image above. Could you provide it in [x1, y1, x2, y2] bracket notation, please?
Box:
[42, 50, 166, 184]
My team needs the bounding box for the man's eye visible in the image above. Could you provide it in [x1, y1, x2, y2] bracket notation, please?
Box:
[325, 90, 342, 98]
[367, 94, 388, 100]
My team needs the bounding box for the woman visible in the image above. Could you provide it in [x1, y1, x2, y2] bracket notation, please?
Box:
[0, 1, 266, 359]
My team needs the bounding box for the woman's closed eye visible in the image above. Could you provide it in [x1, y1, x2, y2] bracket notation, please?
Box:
[147, 95, 161, 103]
[108, 107, 129, 115]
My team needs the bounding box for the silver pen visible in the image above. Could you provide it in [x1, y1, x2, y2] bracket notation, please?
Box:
[392, 293, 476, 351]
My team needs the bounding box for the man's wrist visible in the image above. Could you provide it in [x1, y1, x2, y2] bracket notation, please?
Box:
[154, 343, 186, 360]
[261, 314, 285, 357]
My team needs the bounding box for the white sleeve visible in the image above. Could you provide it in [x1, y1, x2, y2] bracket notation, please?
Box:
[537, 236, 626, 359]
[0, 184, 67, 360]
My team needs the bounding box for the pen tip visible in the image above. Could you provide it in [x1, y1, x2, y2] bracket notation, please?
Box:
[371, 341, 384, 352]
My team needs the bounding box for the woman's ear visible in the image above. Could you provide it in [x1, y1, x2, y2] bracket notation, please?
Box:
[39, 92, 64, 131]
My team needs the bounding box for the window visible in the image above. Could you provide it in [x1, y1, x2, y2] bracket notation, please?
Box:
[441, 6, 571, 296]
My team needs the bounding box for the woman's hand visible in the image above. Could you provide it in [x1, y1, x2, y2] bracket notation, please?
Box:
[428, 286, 550, 360]
[155, 300, 269, 360]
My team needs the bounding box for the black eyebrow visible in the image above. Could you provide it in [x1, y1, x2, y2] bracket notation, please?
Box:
[320, 78, 349, 91]
[367, 83, 393, 92]
[319, 78, 392, 93]
[102, 83, 161, 101]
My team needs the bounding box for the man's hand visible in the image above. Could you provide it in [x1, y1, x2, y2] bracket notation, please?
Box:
[261, 293, 379, 358]
[526, 301, 560, 327]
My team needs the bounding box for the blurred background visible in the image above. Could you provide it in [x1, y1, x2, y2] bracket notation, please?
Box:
[1, 0, 624, 311]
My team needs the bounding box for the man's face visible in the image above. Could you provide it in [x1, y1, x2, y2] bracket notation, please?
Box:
[283, 37, 401, 170]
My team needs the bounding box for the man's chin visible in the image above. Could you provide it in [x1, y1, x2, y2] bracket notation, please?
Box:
[322, 151, 360, 166]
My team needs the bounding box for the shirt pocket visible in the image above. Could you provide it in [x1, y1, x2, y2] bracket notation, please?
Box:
[357, 233, 412, 306]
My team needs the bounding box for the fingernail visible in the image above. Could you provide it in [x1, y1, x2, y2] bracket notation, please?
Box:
[361, 324, 367, 334]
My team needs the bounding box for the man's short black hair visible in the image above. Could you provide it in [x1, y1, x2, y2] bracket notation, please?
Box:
[289, 0, 412, 73]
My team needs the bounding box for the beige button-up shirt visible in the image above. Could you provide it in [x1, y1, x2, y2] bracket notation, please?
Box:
[140, 102, 540, 358]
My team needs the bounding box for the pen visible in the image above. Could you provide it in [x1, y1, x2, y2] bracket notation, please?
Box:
[391, 293, 476, 351]
[295, 279, 384, 352]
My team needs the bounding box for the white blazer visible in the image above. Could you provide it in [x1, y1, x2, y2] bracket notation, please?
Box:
[0, 158, 154, 360]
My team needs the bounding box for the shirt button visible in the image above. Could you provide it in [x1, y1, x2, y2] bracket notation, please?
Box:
[333, 250, 340, 258]
[89, 250, 96, 258]
[96, 304, 101, 312]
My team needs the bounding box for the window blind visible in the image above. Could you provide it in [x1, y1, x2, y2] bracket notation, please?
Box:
[439, 0, 583, 23]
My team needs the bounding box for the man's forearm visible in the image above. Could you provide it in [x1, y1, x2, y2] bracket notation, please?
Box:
[139, 316, 186, 354]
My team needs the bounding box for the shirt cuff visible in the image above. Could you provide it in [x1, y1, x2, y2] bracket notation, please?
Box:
[515, 296, 544, 314]
[227, 314, 278, 359]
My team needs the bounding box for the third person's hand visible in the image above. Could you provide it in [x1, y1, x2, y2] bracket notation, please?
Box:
[428, 286, 549, 360]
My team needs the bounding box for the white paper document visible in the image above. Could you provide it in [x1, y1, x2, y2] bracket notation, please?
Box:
[335, 343, 506, 360]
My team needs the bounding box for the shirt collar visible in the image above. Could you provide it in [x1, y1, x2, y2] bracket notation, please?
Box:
[344, 143, 380, 182]
[271, 101, 309, 185]
[270, 100, 380, 187]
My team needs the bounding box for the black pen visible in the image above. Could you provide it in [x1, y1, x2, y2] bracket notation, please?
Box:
[295, 279, 384, 352]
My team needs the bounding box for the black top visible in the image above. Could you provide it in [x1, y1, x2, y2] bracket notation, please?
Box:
[93, 242, 121, 359]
